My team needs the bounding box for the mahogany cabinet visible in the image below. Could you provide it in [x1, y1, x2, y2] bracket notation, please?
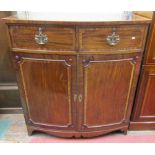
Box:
[130, 12, 155, 130]
[3, 12, 150, 137]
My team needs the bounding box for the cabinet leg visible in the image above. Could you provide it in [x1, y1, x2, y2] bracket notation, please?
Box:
[123, 129, 128, 135]
[27, 126, 33, 136]
[121, 128, 128, 135]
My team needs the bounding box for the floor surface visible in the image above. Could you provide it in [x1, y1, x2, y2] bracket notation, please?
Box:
[0, 114, 155, 143]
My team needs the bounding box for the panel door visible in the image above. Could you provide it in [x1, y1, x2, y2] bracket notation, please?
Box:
[78, 53, 141, 131]
[131, 66, 155, 122]
[14, 52, 77, 130]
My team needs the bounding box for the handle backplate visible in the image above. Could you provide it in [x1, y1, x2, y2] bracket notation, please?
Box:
[35, 27, 48, 45]
[106, 32, 120, 46]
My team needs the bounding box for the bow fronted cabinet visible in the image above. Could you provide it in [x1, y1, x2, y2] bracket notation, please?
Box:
[3, 12, 151, 137]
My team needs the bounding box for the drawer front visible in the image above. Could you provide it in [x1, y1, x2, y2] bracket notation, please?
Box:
[79, 25, 147, 51]
[9, 26, 76, 51]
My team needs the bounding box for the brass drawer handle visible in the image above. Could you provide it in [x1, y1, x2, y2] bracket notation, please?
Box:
[106, 32, 120, 46]
[35, 27, 48, 45]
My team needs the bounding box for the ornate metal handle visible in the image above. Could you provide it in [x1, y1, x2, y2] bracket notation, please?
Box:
[106, 32, 120, 46]
[35, 27, 48, 45]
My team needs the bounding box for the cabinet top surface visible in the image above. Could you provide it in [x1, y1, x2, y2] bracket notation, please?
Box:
[3, 12, 151, 25]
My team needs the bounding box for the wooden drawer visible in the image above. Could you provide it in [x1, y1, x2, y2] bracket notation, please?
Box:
[79, 25, 148, 51]
[9, 25, 76, 51]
